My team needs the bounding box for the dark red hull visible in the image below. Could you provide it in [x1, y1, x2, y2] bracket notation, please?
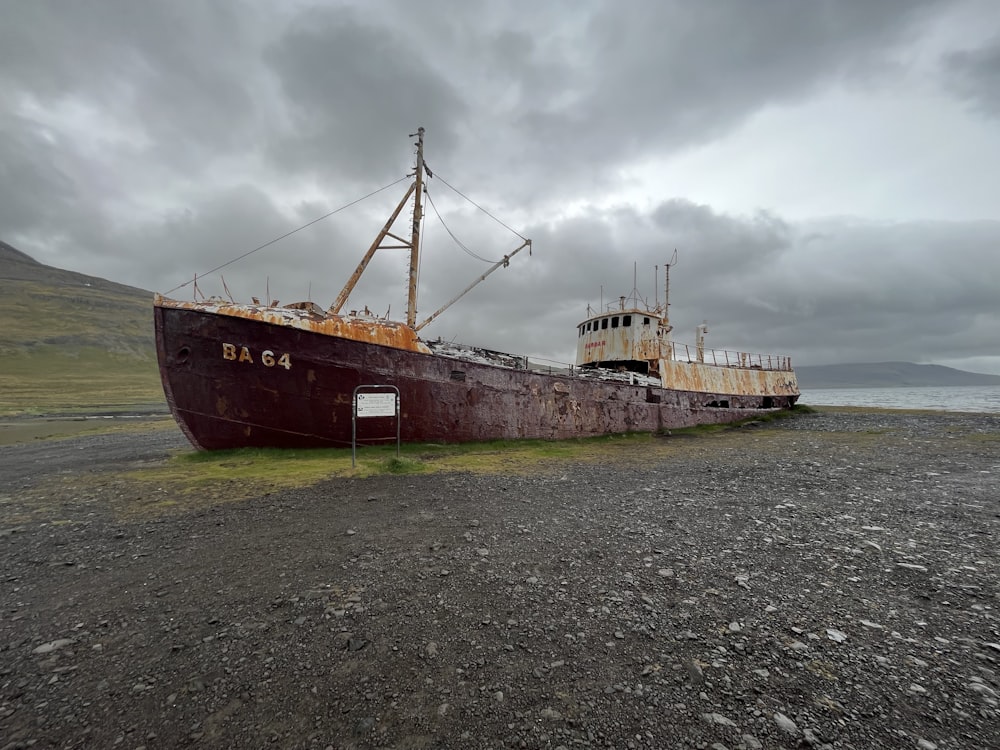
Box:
[154, 304, 797, 450]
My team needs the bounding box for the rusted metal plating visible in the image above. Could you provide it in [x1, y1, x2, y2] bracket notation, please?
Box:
[574, 301, 796, 397]
[154, 302, 799, 450]
[154, 294, 431, 353]
[153, 127, 799, 452]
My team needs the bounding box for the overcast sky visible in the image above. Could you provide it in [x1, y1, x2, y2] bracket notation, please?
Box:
[3, 0, 999, 373]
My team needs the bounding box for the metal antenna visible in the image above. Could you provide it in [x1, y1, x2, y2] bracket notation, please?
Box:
[663, 249, 678, 331]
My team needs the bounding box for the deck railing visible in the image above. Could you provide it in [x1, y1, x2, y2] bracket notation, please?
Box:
[663, 342, 793, 371]
[432, 341, 793, 376]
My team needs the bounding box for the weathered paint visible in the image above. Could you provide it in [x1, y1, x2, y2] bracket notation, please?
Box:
[155, 296, 798, 451]
[155, 294, 430, 354]
[659, 360, 799, 397]
[575, 306, 793, 376]
[576, 309, 667, 366]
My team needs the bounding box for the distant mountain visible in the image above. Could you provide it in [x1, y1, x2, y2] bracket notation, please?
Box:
[0, 240, 165, 414]
[796, 361, 1000, 389]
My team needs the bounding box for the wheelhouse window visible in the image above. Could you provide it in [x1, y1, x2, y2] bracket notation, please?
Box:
[611, 316, 619, 329]
[601, 318, 608, 330]
[623, 315, 631, 327]
[643, 317, 650, 325]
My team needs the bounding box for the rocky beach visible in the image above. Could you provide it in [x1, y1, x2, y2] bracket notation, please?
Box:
[1, 409, 998, 749]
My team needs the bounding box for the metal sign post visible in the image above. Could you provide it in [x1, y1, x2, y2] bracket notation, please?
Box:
[352, 385, 401, 467]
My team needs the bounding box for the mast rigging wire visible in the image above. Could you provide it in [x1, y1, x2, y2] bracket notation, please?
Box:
[434, 174, 529, 242]
[164, 175, 410, 295]
[425, 189, 500, 264]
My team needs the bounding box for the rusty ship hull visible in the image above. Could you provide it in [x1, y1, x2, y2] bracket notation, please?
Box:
[154, 129, 799, 450]
[154, 298, 798, 450]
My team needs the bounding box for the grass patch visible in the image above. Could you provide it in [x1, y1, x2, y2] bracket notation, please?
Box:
[804, 404, 958, 416]
[0, 347, 165, 416]
[418, 432, 669, 473]
[126, 443, 433, 502]
[103, 432, 686, 517]
[964, 432, 1000, 442]
[113, 409, 819, 516]
[380, 456, 426, 474]
[26, 407, 821, 520]
[664, 422, 733, 437]
[664, 404, 817, 436]
[777, 403, 819, 416]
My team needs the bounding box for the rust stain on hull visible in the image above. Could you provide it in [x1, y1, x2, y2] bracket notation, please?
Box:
[158, 295, 430, 353]
[155, 299, 798, 451]
[660, 360, 799, 398]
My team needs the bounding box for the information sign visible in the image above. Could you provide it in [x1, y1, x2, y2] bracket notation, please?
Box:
[356, 392, 397, 418]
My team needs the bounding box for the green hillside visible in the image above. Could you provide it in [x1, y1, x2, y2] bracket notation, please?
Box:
[0, 241, 166, 415]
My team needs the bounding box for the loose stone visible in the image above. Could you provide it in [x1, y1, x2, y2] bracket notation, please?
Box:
[773, 712, 799, 736]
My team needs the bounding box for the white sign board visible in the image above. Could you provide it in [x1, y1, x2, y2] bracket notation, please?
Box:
[356, 392, 397, 418]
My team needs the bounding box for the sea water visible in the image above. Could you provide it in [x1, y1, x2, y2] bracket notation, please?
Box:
[799, 385, 1000, 414]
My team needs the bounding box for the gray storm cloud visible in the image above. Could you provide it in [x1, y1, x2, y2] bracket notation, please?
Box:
[2, 0, 998, 373]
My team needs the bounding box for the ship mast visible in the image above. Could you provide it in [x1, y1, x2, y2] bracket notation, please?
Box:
[330, 128, 529, 328]
[329, 128, 425, 321]
[407, 127, 425, 328]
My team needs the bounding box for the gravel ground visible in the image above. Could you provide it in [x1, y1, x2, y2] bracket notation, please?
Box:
[1, 409, 999, 750]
